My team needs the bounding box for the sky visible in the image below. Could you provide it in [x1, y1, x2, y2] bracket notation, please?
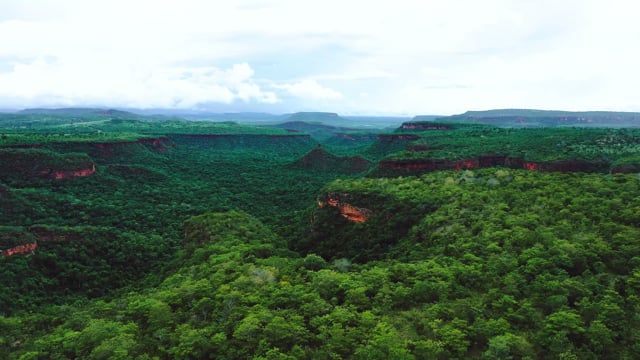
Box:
[0, 0, 639, 116]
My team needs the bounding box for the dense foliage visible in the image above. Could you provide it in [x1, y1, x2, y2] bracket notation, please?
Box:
[387, 126, 640, 162]
[0, 115, 363, 316]
[1, 111, 639, 358]
[4, 170, 640, 358]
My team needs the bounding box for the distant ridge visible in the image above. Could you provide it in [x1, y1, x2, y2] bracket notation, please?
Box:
[19, 108, 137, 117]
[285, 112, 341, 122]
[420, 108, 640, 127]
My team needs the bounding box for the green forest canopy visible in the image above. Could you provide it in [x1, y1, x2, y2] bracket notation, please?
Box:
[0, 110, 639, 358]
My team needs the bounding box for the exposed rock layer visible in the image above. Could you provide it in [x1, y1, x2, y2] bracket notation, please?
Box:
[318, 192, 372, 223]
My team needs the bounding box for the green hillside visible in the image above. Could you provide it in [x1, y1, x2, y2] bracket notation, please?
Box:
[1, 109, 639, 359]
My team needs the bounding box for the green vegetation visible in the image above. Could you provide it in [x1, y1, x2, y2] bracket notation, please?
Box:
[371, 125, 640, 176]
[0, 110, 639, 358]
[0, 148, 94, 182]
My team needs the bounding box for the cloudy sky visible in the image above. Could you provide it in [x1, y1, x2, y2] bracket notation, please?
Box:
[0, 0, 639, 115]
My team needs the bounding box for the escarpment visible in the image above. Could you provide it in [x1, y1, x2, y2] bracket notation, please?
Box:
[0, 148, 96, 181]
[376, 156, 610, 175]
[0, 136, 173, 181]
[43, 164, 96, 179]
[48, 136, 173, 160]
[318, 192, 373, 222]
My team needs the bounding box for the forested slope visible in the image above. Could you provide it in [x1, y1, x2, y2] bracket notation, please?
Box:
[3, 171, 639, 359]
[1, 111, 639, 358]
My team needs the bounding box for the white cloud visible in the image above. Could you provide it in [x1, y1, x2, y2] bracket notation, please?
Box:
[1, 0, 640, 114]
[275, 80, 342, 100]
[0, 58, 278, 108]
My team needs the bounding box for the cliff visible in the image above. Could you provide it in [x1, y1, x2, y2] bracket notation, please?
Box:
[1, 242, 37, 257]
[44, 164, 96, 179]
[1, 225, 90, 257]
[50, 136, 172, 158]
[0, 148, 96, 181]
[375, 156, 610, 176]
[318, 192, 373, 223]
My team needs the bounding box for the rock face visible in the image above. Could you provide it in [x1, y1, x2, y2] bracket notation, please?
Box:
[1, 226, 84, 257]
[0, 148, 97, 181]
[42, 164, 96, 180]
[318, 192, 372, 223]
[2, 242, 37, 257]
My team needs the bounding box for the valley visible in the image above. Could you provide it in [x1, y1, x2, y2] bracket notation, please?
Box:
[1, 108, 639, 359]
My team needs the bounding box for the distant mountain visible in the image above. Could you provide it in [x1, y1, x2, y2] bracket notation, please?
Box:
[286, 112, 341, 122]
[428, 109, 640, 127]
[156, 111, 288, 125]
[270, 121, 354, 141]
[409, 115, 441, 122]
[19, 108, 139, 117]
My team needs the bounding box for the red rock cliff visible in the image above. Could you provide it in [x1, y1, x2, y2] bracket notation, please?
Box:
[2, 242, 37, 257]
[39, 163, 96, 180]
[318, 193, 373, 223]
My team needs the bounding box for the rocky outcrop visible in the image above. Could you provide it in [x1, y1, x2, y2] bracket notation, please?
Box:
[39, 164, 96, 180]
[318, 193, 373, 223]
[1, 242, 37, 257]
[1, 226, 86, 257]
[0, 148, 96, 181]
[520, 160, 608, 173]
